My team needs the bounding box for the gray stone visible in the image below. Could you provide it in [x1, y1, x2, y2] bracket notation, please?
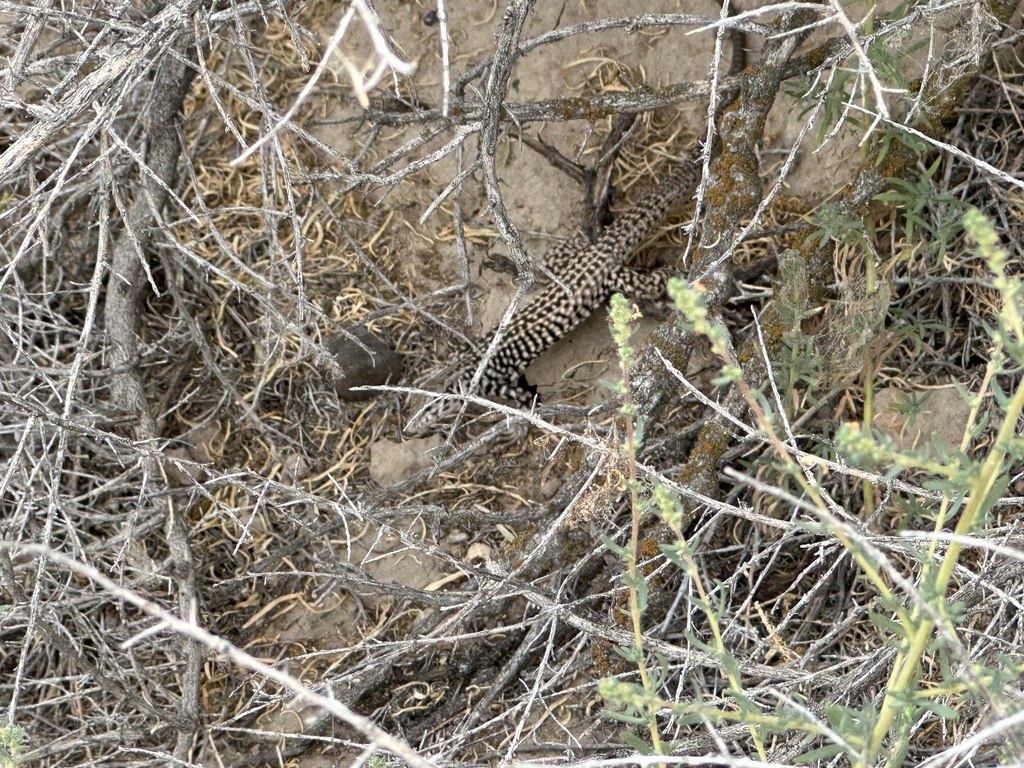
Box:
[326, 327, 404, 401]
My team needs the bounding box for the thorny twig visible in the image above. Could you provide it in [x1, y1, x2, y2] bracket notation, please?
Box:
[4, 1, 1024, 765]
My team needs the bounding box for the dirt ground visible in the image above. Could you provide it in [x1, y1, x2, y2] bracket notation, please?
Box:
[3, 0, 1024, 766]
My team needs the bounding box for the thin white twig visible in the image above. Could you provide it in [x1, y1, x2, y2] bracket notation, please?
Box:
[827, 0, 893, 122]
[233, 0, 414, 165]
[437, 0, 451, 117]
[653, 348, 755, 436]
[852, 104, 1024, 192]
[752, 308, 794, 441]
[4, 543, 434, 768]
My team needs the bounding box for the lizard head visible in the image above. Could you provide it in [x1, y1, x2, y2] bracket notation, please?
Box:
[403, 390, 462, 436]
[403, 376, 537, 436]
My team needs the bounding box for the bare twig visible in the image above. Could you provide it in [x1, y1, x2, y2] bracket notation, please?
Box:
[5, 543, 434, 768]
[0, 0, 203, 184]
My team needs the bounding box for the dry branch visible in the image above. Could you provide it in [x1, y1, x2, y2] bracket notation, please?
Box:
[3, 0, 1024, 765]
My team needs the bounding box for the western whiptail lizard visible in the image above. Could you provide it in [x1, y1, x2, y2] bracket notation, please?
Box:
[406, 160, 699, 434]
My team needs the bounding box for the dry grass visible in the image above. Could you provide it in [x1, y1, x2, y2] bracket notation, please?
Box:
[2, 1, 1024, 767]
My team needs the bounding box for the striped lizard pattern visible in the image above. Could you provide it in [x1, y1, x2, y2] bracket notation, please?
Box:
[406, 160, 699, 434]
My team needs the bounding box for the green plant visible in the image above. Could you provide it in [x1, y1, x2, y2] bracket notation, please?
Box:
[0, 724, 26, 768]
[887, 389, 932, 424]
[599, 290, 771, 759]
[601, 208, 1024, 764]
[805, 202, 867, 251]
[786, 10, 924, 146]
[874, 157, 966, 264]
[597, 293, 667, 756]
[847, 209, 1024, 766]
[812, 210, 1024, 765]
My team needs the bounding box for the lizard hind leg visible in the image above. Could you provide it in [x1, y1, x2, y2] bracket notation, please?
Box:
[404, 377, 536, 435]
[541, 230, 593, 278]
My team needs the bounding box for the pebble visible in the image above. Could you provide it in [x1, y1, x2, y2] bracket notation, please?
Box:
[325, 327, 404, 401]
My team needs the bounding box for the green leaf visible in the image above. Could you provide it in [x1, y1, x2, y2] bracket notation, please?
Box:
[611, 644, 643, 665]
[726, 684, 758, 714]
[795, 743, 844, 763]
[634, 417, 646, 447]
[606, 710, 648, 725]
[685, 631, 715, 655]
[620, 731, 655, 754]
[975, 472, 1010, 529]
[659, 544, 689, 571]
[721, 653, 743, 686]
[622, 572, 650, 615]
[599, 377, 625, 394]
[601, 534, 629, 558]
[917, 695, 959, 721]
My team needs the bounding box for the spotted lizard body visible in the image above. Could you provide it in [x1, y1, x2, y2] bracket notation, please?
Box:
[406, 160, 699, 433]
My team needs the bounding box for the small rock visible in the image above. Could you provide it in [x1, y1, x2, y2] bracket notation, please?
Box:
[369, 436, 443, 487]
[874, 385, 972, 455]
[446, 529, 469, 545]
[465, 542, 493, 565]
[160, 422, 220, 486]
[281, 453, 310, 482]
[325, 326, 404, 401]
